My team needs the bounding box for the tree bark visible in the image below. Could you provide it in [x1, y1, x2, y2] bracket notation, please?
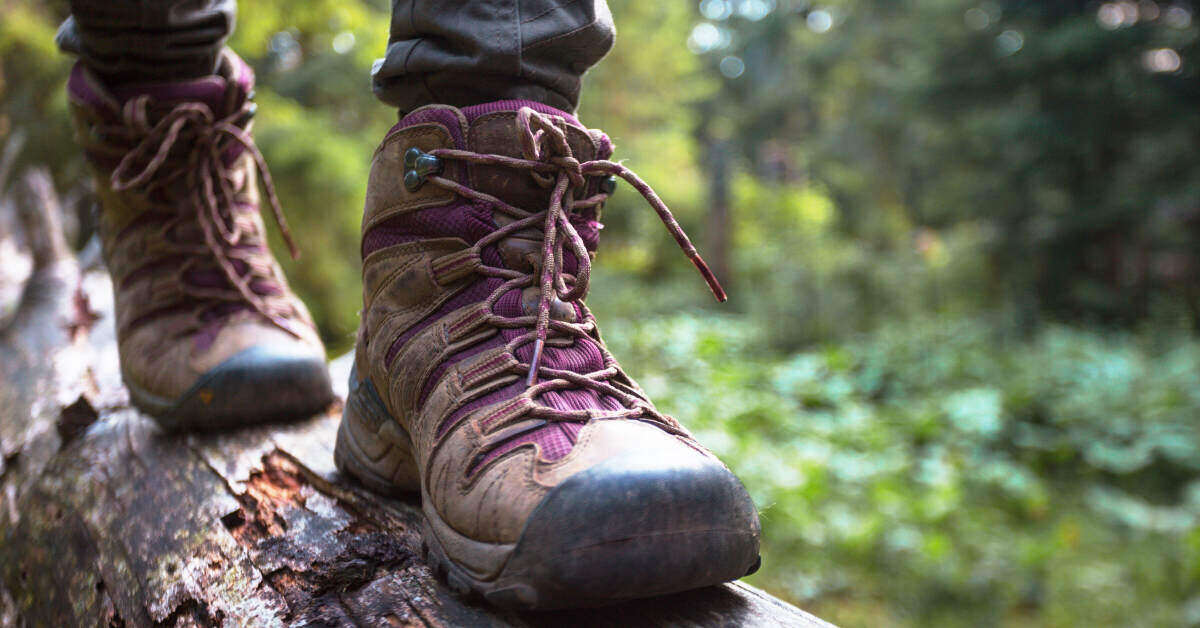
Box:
[0, 171, 833, 627]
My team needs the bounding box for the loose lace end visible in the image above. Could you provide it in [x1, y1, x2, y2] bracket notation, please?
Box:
[526, 337, 546, 387]
[689, 255, 728, 303]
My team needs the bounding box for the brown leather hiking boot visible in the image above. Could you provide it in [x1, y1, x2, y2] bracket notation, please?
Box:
[336, 101, 760, 609]
[67, 50, 332, 430]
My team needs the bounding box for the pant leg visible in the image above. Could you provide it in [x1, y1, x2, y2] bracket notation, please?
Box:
[56, 0, 235, 84]
[373, 0, 615, 114]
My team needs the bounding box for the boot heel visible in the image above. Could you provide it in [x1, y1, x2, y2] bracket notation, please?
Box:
[335, 364, 420, 494]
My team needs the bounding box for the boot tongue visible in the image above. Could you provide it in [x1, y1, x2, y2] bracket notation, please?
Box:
[110, 75, 229, 114]
[107, 51, 254, 117]
[460, 101, 603, 217]
[454, 101, 609, 281]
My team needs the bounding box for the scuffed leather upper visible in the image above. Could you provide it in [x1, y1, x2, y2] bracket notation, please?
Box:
[68, 50, 323, 401]
[357, 102, 723, 559]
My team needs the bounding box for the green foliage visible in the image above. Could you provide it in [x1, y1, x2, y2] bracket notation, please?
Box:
[251, 91, 370, 352]
[598, 305, 1200, 626]
[0, 4, 78, 185]
[701, 0, 1200, 324]
[577, 0, 717, 276]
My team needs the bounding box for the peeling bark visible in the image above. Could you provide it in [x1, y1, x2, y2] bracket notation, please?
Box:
[0, 173, 833, 627]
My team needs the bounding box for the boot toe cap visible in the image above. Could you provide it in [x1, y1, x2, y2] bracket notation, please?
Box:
[489, 442, 761, 609]
[153, 344, 333, 430]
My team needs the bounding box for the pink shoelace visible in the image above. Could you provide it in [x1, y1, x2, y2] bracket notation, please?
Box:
[422, 108, 725, 453]
[101, 95, 302, 337]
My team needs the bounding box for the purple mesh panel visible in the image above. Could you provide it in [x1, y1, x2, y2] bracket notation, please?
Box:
[114, 212, 171, 243]
[397, 106, 467, 148]
[369, 199, 500, 366]
[560, 420, 584, 441]
[249, 279, 283, 296]
[67, 63, 115, 112]
[594, 132, 614, 160]
[119, 254, 185, 290]
[460, 100, 581, 127]
[362, 200, 494, 258]
[475, 422, 577, 469]
[418, 334, 505, 406]
[185, 269, 223, 288]
[195, 301, 252, 351]
[571, 213, 602, 253]
[383, 277, 497, 366]
[185, 257, 247, 286]
[124, 301, 196, 334]
[200, 300, 248, 321]
[438, 379, 525, 437]
[361, 230, 421, 256]
[111, 76, 229, 112]
[180, 258, 278, 296]
[492, 288, 522, 319]
[544, 387, 623, 413]
[225, 50, 255, 94]
[488, 285, 625, 450]
[538, 426, 575, 460]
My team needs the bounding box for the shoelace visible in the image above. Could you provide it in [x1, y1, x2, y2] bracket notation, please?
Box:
[422, 107, 725, 449]
[103, 95, 301, 337]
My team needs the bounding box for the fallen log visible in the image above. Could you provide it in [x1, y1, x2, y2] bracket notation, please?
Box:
[0, 170, 833, 627]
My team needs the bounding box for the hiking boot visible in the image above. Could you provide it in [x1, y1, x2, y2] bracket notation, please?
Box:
[67, 49, 332, 430]
[336, 101, 760, 609]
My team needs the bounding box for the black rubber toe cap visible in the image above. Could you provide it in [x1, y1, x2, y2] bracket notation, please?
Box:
[491, 447, 762, 609]
[154, 345, 334, 431]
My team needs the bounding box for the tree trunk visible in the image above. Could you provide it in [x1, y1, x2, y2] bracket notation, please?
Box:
[704, 138, 733, 287]
[0, 170, 832, 627]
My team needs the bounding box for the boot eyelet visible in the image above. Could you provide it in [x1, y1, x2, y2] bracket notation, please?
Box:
[404, 170, 423, 192]
[599, 175, 618, 195]
[234, 103, 258, 126]
[403, 147, 443, 192]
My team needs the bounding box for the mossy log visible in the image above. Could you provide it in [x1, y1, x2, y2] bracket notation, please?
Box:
[0, 170, 833, 627]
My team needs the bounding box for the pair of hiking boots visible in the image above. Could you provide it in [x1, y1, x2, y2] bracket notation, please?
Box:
[69, 49, 760, 610]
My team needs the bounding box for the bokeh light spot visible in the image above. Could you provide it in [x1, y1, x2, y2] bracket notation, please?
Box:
[688, 22, 723, 53]
[995, 30, 1024, 56]
[1165, 5, 1193, 28]
[1098, 2, 1140, 29]
[965, 7, 991, 31]
[738, 0, 776, 22]
[1143, 48, 1182, 72]
[807, 9, 833, 33]
[720, 55, 746, 78]
[700, 0, 733, 21]
[332, 31, 356, 54]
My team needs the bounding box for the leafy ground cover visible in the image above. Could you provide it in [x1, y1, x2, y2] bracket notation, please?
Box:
[592, 286, 1200, 626]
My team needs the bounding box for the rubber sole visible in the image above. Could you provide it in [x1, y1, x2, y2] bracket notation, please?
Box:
[333, 364, 421, 494]
[335, 369, 762, 611]
[126, 345, 334, 431]
[420, 500, 762, 610]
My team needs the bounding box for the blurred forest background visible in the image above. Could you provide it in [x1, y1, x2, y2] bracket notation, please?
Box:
[4, 0, 1200, 625]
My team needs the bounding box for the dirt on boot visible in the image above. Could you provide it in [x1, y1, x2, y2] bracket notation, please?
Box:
[337, 100, 760, 609]
[68, 49, 332, 430]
